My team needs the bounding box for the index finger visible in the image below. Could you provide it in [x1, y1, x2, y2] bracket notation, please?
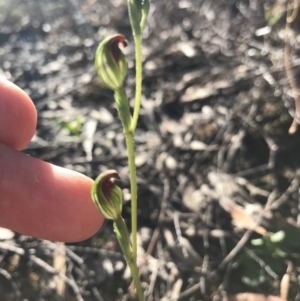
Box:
[0, 78, 37, 150]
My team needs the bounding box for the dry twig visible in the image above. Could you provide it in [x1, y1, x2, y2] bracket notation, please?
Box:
[285, 0, 300, 134]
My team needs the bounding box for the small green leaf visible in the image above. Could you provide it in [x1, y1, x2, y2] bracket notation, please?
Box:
[242, 274, 266, 287]
[274, 247, 288, 258]
[278, 224, 300, 248]
[270, 230, 285, 243]
[251, 238, 264, 246]
[53, 116, 83, 136]
[60, 116, 82, 136]
[239, 257, 267, 288]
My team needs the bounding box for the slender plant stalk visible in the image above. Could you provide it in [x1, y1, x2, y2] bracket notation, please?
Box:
[128, 33, 143, 262]
[114, 31, 143, 262]
[114, 216, 145, 301]
[125, 132, 138, 261]
[127, 257, 145, 301]
[114, 87, 138, 262]
[131, 34, 143, 133]
[129, 20, 144, 265]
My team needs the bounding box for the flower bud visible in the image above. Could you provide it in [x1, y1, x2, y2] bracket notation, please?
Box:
[95, 34, 128, 91]
[91, 170, 123, 220]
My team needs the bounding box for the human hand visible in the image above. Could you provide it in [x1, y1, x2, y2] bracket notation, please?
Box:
[0, 77, 104, 242]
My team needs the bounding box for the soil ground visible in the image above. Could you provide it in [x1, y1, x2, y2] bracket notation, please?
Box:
[1, 0, 300, 300]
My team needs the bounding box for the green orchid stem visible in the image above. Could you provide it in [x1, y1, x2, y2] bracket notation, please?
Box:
[125, 132, 138, 261]
[114, 88, 132, 132]
[127, 29, 143, 265]
[131, 33, 143, 133]
[114, 87, 138, 263]
[127, 256, 144, 301]
[114, 216, 145, 301]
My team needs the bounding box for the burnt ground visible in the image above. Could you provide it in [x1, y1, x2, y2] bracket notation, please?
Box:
[1, 0, 300, 300]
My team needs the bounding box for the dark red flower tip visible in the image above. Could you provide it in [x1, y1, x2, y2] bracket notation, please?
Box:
[110, 34, 128, 64]
[100, 171, 121, 202]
